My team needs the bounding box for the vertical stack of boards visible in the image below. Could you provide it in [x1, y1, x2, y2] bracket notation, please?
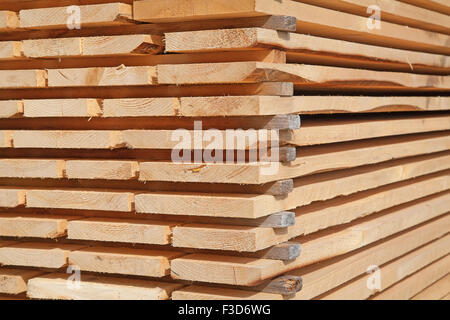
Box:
[0, 0, 449, 300]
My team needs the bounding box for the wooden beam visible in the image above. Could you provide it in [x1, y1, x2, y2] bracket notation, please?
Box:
[48, 66, 156, 87]
[177, 96, 450, 116]
[157, 62, 450, 89]
[0, 189, 26, 208]
[26, 190, 134, 212]
[20, 3, 133, 28]
[137, 134, 450, 185]
[0, 242, 85, 269]
[134, 0, 450, 55]
[0, 101, 23, 118]
[170, 194, 450, 285]
[371, 255, 450, 300]
[398, 0, 450, 15]
[0, 159, 64, 178]
[165, 28, 450, 69]
[256, 275, 302, 295]
[69, 247, 184, 277]
[0, 269, 43, 295]
[294, 0, 450, 35]
[0, 41, 22, 59]
[67, 217, 176, 245]
[412, 274, 450, 300]
[0, 214, 79, 238]
[290, 115, 450, 146]
[23, 99, 102, 117]
[0, 1, 134, 11]
[290, 214, 450, 300]
[0, 70, 47, 88]
[172, 285, 283, 300]
[0, 11, 19, 30]
[320, 235, 450, 299]
[262, 242, 301, 261]
[27, 273, 183, 300]
[23, 35, 163, 58]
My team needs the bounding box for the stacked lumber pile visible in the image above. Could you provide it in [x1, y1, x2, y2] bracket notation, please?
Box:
[0, 0, 448, 300]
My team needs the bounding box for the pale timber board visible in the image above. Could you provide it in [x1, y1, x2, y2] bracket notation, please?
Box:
[0, 213, 79, 238]
[320, 235, 450, 299]
[0, 41, 22, 59]
[23, 35, 163, 58]
[172, 285, 283, 300]
[177, 96, 450, 116]
[294, 0, 450, 34]
[65, 160, 138, 180]
[0, 189, 26, 208]
[171, 174, 450, 252]
[0, 101, 23, 118]
[371, 255, 450, 300]
[23, 99, 102, 117]
[26, 190, 134, 212]
[0, 11, 19, 30]
[0, 268, 43, 295]
[69, 247, 183, 277]
[67, 217, 176, 245]
[137, 134, 450, 185]
[102, 98, 180, 117]
[134, 0, 450, 55]
[0, 0, 134, 11]
[412, 274, 450, 300]
[0, 242, 85, 269]
[27, 273, 182, 300]
[291, 115, 450, 146]
[47, 66, 156, 87]
[0, 70, 47, 88]
[170, 197, 450, 285]
[165, 28, 450, 69]
[0, 159, 64, 178]
[157, 62, 450, 88]
[20, 3, 133, 28]
[288, 214, 450, 300]
[10, 130, 124, 149]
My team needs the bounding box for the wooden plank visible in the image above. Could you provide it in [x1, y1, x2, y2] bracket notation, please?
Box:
[67, 217, 176, 245]
[23, 99, 102, 117]
[0, 214, 79, 238]
[171, 175, 450, 251]
[0, 243, 85, 269]
[165, 28, 450, 69]
[0, 70, 47, 88]
[23, 35, 163, 58]
[0, 41, 22, 59]
[0, 269, 43, 295]
[262, 242, 301, 261]
[295, 0, 450, 35]
[0, 101, 23, 118]
[398, 0, 450, 15]
[69, 247, 183, 277]
[10, 130, 124, 149]
[27, 273, 182, 300]
[0, 189, 26, 208]
[0, 0, 134, 11]
[102, 98, 180, 117]
[134, 0, 450, 55]
[371, 255, 450, 300]
[290, 115, 450, 146]
[412, 274, 450, 300]
[172, 285, 283, 300]
[0, 11, 19, 30]
[0, 159, 64, 178]
[177, 96, 450, 116]
[170, 195, 450, 285]
[320, 235, 450, 299]
[48, 66, 156, 87]
[20, 3, 133, 28]
[65, 160, 138, 180]
[137, 134, 450, 185]
[26, 190, 134, 212]
[157, 62, 450, 89]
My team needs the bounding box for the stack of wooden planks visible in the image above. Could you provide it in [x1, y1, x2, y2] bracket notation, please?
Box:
[0, 0, 448, 300]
